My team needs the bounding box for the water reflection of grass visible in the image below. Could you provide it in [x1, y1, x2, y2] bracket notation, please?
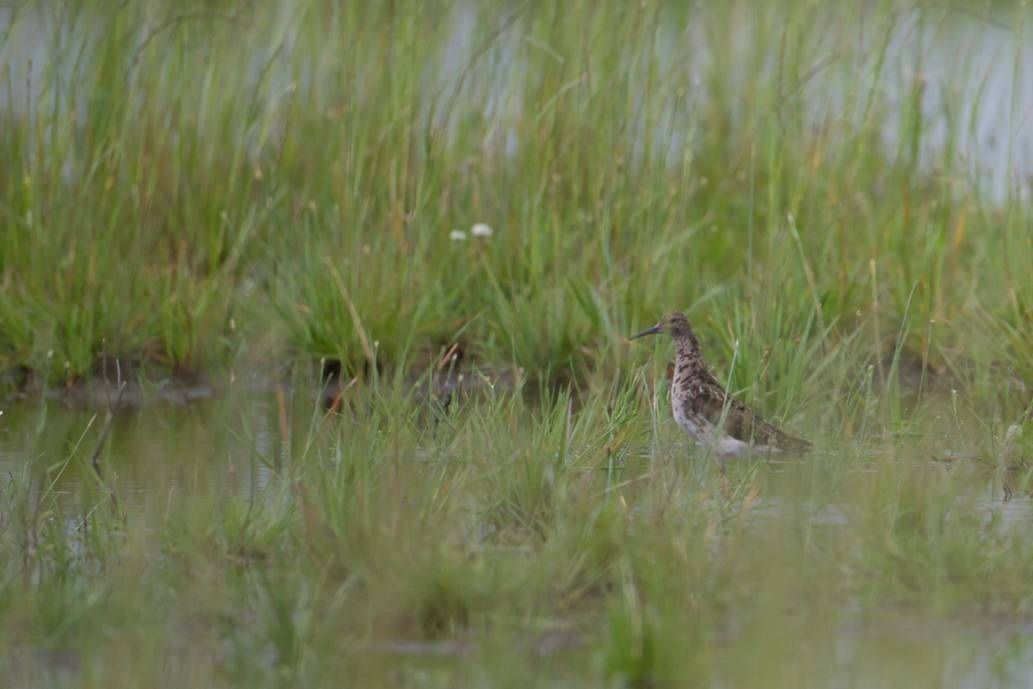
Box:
[1, 1, 1032, 686]
[2, 383, 1033, 686]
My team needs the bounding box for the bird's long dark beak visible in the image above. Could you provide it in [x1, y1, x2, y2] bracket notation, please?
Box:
[630, 324, 662, 340]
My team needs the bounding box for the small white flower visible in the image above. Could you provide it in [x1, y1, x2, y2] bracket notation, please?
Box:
[449, 230, 467, 241]
[471, 222, 493, 238]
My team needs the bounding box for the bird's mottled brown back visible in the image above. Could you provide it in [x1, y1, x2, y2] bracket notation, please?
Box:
[670, 331, 810, 453]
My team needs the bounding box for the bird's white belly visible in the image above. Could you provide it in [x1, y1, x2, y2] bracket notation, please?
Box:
[671, 386, 761, 458]
[714, 435, 753, 457]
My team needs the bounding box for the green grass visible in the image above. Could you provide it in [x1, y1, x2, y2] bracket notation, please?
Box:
[2, 0, 1033, 687]
[0, 0, 1029, 391]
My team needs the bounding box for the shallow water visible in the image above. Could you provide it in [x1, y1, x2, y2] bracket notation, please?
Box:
[0, 394, 279, 513]
[2, 392, 1032, 687]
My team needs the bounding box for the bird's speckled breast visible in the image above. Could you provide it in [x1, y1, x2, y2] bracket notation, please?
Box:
[670, 364, 753, 458]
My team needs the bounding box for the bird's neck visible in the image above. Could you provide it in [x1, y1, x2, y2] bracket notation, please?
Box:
[674, 337, 704, 372]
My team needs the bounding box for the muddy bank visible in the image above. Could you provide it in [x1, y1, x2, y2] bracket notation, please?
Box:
[1, 352, 525, 411]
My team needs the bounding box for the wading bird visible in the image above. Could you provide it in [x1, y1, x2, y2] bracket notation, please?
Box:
[631, 312, 810, 459]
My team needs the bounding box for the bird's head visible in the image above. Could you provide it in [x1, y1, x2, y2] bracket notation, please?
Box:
[630, 312, 698, 346]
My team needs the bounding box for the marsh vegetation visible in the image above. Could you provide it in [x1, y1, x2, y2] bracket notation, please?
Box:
[1, 1, 1032, 686]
